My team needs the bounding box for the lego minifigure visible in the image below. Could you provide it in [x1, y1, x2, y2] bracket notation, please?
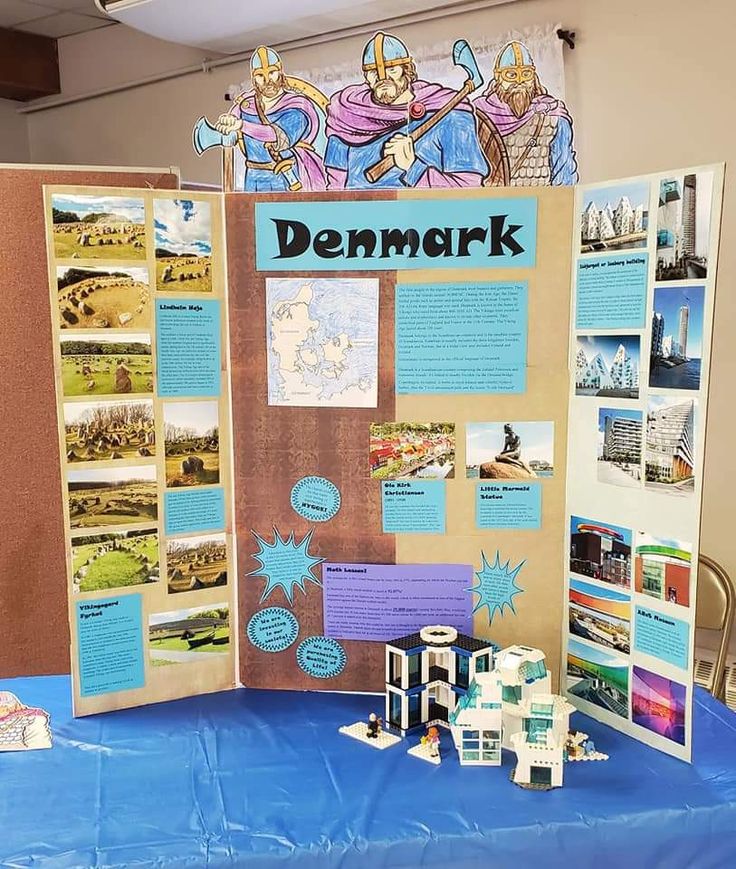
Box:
[424, 725, 440, 758]
[366, 712, 382, 739]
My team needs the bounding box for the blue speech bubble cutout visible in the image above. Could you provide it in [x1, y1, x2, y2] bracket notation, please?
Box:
[290, 476, 341, 523]
[296, 635, 347, 679]
[247, 607, 299, 653]
[469, 549, 525, 624]
[248, 527, 325, 606]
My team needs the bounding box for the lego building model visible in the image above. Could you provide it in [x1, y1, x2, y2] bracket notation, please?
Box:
[384, 625, 495, 735]
[340, 626, 607, 788]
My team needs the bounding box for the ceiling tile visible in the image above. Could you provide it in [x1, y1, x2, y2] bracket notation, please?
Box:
[0, 0, 58, 27]
[17, 10, 112, 37]
[41, 0, 107, 13]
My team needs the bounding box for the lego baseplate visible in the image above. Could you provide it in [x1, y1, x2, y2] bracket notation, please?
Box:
[339, 722, 402, 750]
[407, 741, 441, 765]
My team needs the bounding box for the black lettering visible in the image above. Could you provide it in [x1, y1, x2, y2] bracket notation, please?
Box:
[423, 227, 454, 257]
[458, 225, 487, 256]
[273, 218, 310, 259]
[346, 228, 377, 259]
[488, 215, 524, 257]
[381, 228, 419, 258]
[313, 228, 344, 258]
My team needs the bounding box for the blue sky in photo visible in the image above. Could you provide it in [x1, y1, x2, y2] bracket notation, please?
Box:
[153, 198, 212, 256]
[53, 194, 145, 223]
[570, 578, 631, 602]
[577, 334, 640, 366]
[652, 285, 704, 357]
[582, 180, 650, 212]
[466, 421, 554, 466]
[598, 406, 642, 431]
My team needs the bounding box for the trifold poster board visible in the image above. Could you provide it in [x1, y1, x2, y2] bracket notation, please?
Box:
[43, 166, 723, 762]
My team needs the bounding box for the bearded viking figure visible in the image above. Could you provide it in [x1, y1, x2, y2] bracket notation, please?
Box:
[325, 32, 489, 189]
[474, 41, 578, 187]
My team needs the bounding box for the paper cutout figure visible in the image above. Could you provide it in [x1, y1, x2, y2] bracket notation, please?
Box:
[193, 46, 327, 192]
[0, 692, 51, 751]
[325, 33, 489, 189]
[194, 33, 577, 190]
[469, 550, 524, 623]
[248, 527, 325, 604]
[474, 40, 578, 186]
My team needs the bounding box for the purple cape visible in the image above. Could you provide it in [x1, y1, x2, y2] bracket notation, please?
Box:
[237, 91, 326, 191]
[474, 91, 572, 137]
[326, 81, 474, 145]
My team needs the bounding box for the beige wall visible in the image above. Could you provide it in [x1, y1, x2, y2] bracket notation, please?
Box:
[21, 0, 736, 636]
[0, 99, 29, 162]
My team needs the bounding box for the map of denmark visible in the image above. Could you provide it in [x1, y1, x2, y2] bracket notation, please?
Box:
[266, 278, 379, 407]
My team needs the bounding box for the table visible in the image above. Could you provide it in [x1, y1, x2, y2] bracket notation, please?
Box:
[2, 677, 735, 868]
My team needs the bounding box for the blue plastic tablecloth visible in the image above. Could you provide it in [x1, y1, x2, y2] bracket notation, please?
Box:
[1, 676, 735, 869]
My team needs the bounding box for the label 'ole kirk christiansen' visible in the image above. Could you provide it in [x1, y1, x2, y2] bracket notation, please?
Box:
[254, 197, 538, 271]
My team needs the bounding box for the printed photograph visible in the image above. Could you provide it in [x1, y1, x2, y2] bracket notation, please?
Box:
[148, 603, 230, 667]
[154, 198, 212, 293]
[370, 422, 455, 480]
[634, 533, 692, 608]
[575, 335, 640, 399]
[163, 400, 220, 487]
[632, 666, 686, 745]
[567, 637, 629, 720]
[649, 286, 705, 391]
[57, 266, 150, 330]
[645, 397, 696, 495]
[570, 515, 631, 588]
[166, 533, 227, 594]
[466, 421, 554, 479]
[71, 528, 159, 593]
[656, 171, 713, 281]
[580, 180, 649, 253]
[60, 333, 152, 397]
[597, 407, 642, 489]
[67, 465, 158, 529]
[569, 578, 631, 654]
[51, 194, 146, 260]
[64, 398, 155, 463]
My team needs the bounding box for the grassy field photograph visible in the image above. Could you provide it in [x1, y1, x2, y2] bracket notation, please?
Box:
[64, 398, 155, 463]
[60, 333, 153, 397]
[57, 266, 150, 330]
[164, 400, 219, 487]
[148, 604, 229, 666]
[154, 198, 212, 293]
[166, 533, 227, 594]
[68, 465, 158, 529]
[51, 193, 146, 260]
[71, 528, 159, 593]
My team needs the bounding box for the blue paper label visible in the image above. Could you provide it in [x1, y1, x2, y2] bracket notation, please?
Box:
[296, 635, 347, 679]
[476, 482, 541, 529]
[156, 298, 221, 396]
[76, 594, 145, 697]
[396, 281, 527, 393]
[576, 253, 648, 329]
[634, 605, 689, 670]
[256, 198, 537, 271]
[164, 487, 225, 535]
[381, 480, 446, 534]
[247, 607, 300, 653]
[290, 476, 341, 522]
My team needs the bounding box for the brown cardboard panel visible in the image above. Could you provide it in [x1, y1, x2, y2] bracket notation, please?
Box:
[0, 167, 177, 679]
[227, 192, 397, 692]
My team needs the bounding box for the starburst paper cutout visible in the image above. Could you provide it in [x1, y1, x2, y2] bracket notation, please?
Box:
[468, 549, 525, 624]
[248, 527, 325, 605]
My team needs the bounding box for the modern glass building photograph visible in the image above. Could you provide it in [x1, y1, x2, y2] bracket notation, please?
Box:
[570, 516, 632, 588]
[597, 408, 643, 488]
[645, 397, 696, 494]
[634, 533, 692, 607]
